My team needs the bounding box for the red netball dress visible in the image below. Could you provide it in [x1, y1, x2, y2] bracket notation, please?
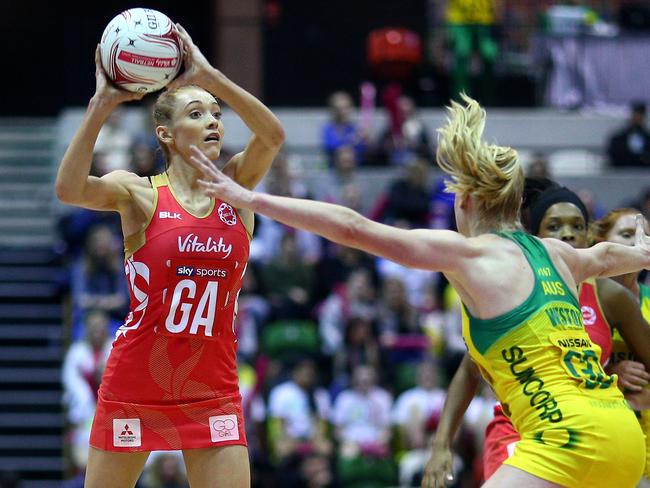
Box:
[482, 278, 613, 479]
[90, 172, 250, 451]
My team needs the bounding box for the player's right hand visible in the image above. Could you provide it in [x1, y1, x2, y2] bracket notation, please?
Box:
[609, 360, 650, 392]
[421, 444, 454, 488]
[93, 45, 144, 106]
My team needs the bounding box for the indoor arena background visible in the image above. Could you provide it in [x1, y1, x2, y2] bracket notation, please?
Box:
[1, 1, 650, 487]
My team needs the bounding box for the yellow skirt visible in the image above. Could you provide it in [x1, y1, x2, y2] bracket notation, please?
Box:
[505, 397, 644, 488]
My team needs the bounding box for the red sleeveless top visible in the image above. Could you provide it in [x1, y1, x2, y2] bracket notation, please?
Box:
[579, 278, 613, 365]
[91, 172, 250, 451]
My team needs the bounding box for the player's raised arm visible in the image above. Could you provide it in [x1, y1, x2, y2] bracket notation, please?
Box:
[168, 24, 285, 190]
[55, 46, 144, 211]
[545, 214, 650, 283]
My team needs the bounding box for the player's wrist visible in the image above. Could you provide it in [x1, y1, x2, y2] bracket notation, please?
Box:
[430, 435, 451, 450]
[88, 95, 119, 115]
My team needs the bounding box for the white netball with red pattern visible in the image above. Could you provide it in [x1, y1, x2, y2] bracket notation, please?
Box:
[100, 8, 182, 93]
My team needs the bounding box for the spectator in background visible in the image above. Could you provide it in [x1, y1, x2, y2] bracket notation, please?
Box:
[332, 365, 393, 458]
[377, 277, 422, 345]
[312, 244, 379, 305]
[444, 0, 500, 104]
[141, 452, 188, 488]
[57, 206, 122, 261]
[62, 309, 112, 473]
[317, 145, 365, 213]
[70, 224, 129, 337]
[93, 108, 134, 172]
[251, 152, 322, 264]
[371, 158, 432, 227]
[267, 357, 332, 465]
[607, 101, 650, 167]
[321, 91, 367, 167]
[297, 454, 337, 488]
[429, 177, 456, 231]
[577, 187, 606, 220]
[317, 268, 378, 357]
[377, 87, 434, 166]
[234, 263, 269, 361]
[525, 151, 551, 179]
[129, 141, 163, 178]
[392, 360, 446, 487]
[259, 231, 315, 320]
[332, 314, 381, 395]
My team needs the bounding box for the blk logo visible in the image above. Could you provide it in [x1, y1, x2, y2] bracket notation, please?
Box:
[160, 211, 182, 220]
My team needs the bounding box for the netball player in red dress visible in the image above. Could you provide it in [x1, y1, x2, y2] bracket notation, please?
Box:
[55, 24, 284, 488]
[421, 181, 650, 487]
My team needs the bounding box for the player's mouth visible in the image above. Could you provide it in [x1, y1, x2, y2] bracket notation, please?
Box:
[204, 133, 221, 143]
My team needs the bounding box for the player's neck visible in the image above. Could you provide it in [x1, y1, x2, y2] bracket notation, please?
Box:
[166, 160, 202, 196]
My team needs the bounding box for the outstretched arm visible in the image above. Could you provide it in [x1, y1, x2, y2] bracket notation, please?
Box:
[422, 354, 481, 488]
[188, 146, 480, 274]
[168, 24, 284, 190]
[545, 215, 650, 283]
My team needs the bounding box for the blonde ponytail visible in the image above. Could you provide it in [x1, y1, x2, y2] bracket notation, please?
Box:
[436, 93, 524, 227]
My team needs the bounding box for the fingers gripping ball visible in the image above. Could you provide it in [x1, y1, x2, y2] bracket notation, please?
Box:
[100, 8, 182, 93]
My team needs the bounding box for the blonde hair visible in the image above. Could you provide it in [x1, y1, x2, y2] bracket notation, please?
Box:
[437, 94, 524, 229]
[589, 207, 638, 244]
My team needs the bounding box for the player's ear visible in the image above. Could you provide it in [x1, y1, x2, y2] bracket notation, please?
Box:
[156, 125, 173, 144]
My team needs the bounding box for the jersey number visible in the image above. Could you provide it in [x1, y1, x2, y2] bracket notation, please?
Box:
[164, 279, 219, 337]
[562, 349, 613, 389]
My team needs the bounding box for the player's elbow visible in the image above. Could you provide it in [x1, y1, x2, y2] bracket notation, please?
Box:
[271, 126, 286, 147]
[55, 180, 81, 205]
[265, 125, 285, 149]
[341, 209, 367, 247]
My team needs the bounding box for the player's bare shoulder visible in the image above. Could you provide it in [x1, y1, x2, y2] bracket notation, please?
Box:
[104, 170, 155, 217]
[540, 236, 575, 263]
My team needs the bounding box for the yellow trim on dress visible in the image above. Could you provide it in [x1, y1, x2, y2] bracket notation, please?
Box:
[162, 171, 216, 219]
[123, 174, 163, 260]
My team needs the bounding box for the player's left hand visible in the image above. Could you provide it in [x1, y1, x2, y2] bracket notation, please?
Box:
[166, 23, 217, 92]
[188, 145, 253, 209]
[167, 24, 216, 91]
[421, 443, 454, 488]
